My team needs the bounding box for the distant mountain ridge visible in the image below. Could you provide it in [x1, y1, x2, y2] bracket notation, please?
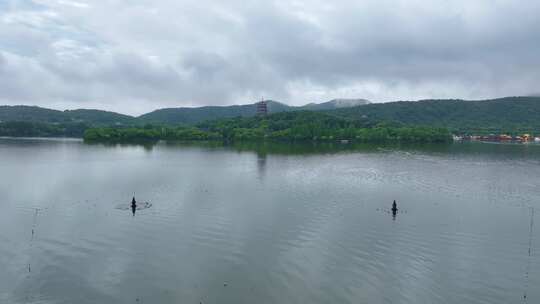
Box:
[303, 99, 370, 111]
[0, 105, 135, 125]
[138, 101, 287, 125]
[138, 100, 368, 124]
[329, 96, 540, 133]
[0, 99, 370, 126]
[2, 97, 540, 136]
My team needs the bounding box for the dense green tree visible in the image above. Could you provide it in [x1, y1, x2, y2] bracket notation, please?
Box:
[83, 111, 452, 143]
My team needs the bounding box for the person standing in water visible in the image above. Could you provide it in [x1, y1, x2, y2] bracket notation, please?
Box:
[131, 197, 137, 216]
[392, 200, 398, 212]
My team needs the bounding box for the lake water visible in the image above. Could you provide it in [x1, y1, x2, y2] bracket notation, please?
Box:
[1, 138, 539, 304]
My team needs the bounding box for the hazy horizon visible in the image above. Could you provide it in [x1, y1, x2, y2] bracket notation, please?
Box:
[3, 95, 539, 117]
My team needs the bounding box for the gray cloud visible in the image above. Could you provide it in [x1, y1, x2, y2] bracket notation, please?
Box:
[0, 0, 539, 115]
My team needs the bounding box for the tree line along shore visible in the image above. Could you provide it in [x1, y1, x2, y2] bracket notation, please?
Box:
[83, 111, 452, 143]
[2, 96, 540, 143]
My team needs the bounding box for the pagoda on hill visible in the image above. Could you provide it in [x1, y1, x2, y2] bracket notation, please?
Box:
[256, 98, 268, 116]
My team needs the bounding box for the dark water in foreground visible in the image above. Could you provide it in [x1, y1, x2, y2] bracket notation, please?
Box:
[1, 138, 539, 304]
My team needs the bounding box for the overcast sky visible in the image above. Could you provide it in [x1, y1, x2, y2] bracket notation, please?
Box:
[0, 0, 539, 115]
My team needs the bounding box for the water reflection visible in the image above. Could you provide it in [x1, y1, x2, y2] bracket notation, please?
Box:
[84, 140, 157, 151]
[156, 140, 540, 161]
[257, 151, 267, 180]
[2, 138, 540, 303]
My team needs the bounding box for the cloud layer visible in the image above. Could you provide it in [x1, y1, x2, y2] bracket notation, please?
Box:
[1, 0, 539, 114]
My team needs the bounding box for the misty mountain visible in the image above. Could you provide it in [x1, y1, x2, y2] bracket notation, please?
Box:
[302, 99, 370, 111]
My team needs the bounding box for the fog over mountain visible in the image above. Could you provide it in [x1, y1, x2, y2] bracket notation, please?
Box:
[1, 0, 539, 115]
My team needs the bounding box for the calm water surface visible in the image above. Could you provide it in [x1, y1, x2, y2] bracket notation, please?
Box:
[0, 138, 539, 304]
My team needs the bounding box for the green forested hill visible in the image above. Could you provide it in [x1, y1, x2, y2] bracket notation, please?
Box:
[0, 106, 69, 123]
[0, 106, 135, 125]
[137, 99, 369, 124]
[137, 101, 293, 124]
[0, 99, 370, 127]
[63, 109, 135, 125]
[2, 97, 540, 138]
[85, 110, 452, 143]
[329, 97, 540, 134]
[0, 106, 136, 137]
